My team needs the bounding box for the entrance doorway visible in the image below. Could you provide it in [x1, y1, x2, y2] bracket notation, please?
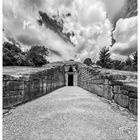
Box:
[68, 74, 73, 86]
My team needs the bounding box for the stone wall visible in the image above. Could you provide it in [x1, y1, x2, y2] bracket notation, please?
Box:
[3, 61, 137, 115]
[78, 65, 137, 115]
[3, 66, 65, 109]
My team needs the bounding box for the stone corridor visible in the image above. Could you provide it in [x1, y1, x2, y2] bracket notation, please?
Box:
[3, 86, 137, 140]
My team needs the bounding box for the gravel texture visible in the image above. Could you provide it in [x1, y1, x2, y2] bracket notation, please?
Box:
[3, 86, 137, 140]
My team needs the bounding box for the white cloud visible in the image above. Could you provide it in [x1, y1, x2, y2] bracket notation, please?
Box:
[60, 0, 113, 61]
[110, 16, 137, 60]
[102, 0, 127, 22]
[3, 0, 135, 62]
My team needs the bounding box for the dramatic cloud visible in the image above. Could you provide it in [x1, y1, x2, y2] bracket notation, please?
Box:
[17, 35, 41, 46]
[110, 16, 137, 60]
[102, 0, 127, 23]
[56, 0, 113, 61]
[49, 49, 62, 57]
[3, 0, 136, 62]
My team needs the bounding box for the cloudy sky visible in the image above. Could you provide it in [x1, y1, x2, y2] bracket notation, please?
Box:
[3, 0, 137, 62]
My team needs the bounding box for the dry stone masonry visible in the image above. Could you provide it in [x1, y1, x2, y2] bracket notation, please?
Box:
[3, 64, 65, 109]
[3, 61, 137, 115]
[78, 64, 137, 115]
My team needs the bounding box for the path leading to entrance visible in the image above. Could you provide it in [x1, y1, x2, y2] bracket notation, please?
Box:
[3, 87, 137, 140]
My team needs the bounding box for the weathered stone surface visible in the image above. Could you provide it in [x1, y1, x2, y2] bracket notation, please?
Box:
[88, 79, 109, 85]
[103, 79, 109, 85]
[113, 85, 121, 93]
[114, 94, 129, 108]
[120, 89, 128, 96]
[122, 84, 137, 92]
[5, 81, 23, 91]
[24, 81, 30, 90]
[78, 61, 137, 115]
[3, 65, 65, 109]
[129, 92, 137, 99]
[3, 95, 23, 109]
[93, 85, 113, 100]
[4, 90, 23, 97]
[109, 80, 123, 86]
[108, 75, 127, 80]
[103, 85, 113, 100]
[90, 84, 103, 96]
[129, 98, 137, 115]
[3, 61, 138, 116]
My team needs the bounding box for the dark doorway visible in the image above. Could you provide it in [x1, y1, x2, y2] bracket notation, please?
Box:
[68, 74, 73, 86]
[69, 66, 73, 72]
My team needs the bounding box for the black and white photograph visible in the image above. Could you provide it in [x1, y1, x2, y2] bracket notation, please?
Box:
[2, 0, 138, 139]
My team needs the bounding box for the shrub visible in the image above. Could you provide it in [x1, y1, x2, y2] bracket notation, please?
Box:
[83, 58, 92, 66]
[26, 45, 49, 67]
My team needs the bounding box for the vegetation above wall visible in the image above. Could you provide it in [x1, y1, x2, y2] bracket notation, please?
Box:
[83, 47, 137, 72]
[3, 42, 49, 67]
[83, 58, 93, 66]
[3, 40, 137, 72]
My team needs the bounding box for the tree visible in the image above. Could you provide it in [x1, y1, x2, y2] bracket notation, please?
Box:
[125, 56, 132, 66]
[123, 56, 134, 71]
[26, 45, 49, 67]
[3, 42, 49, 67]
[96, 47, 112, 68]
[83, 58, 92, 66]
[111, 60, 125, 70]
[132, 51, 137, 71]
[3, 42, 26, 66]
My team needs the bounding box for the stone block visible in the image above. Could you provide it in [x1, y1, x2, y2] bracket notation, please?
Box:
[4, 90, 23, 97]
[129, 92, 137, 99]
[95, 85, 113, 100]
[109, 80, 123, 86]
[122, 85, 137, 92]
[95, 75, 100, 79]
[92, 84, 104, 96]
[23, 89, 30, 101]
[110, 75, 127, 80]
[120, 90, 128, 95]
[104, 79, 109, 85]
[91, 79, 103, 84]
[3, 95, 23, 109]
[114, 94, 129, 108]
[24, 81, 30, 90]
[113, 85, 121, 93]
[6, 81, 23, 91]
[129, 98, 137, 115]
[103, 85, 113, 100]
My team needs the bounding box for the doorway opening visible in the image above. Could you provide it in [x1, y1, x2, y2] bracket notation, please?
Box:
[69, 66, 73, 72]
[68, 74, 73, 86]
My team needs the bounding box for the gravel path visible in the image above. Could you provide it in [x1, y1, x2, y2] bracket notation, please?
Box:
[3, 86, 137, 140]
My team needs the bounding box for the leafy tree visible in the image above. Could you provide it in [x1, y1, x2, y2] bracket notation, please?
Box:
[125, 56, 133, 66]
[26, 45, 49, 67]
[3, 42, 26, 66]
[123, 56, 134, 71]
[83, 58, 92, 66]
[111, 60, 125, 70]
[132, 51, 137, 71]
[3, 42, 49, 67]
[96, 47, 112, 68]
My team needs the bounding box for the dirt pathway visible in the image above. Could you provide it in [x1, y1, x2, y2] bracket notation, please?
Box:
[3, 87, 137, 140]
